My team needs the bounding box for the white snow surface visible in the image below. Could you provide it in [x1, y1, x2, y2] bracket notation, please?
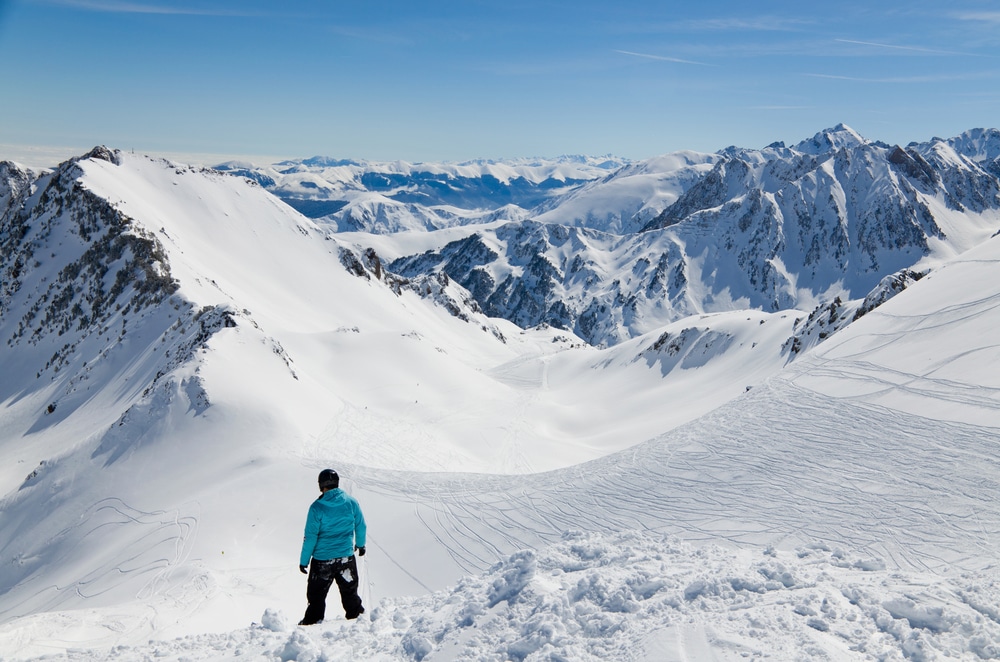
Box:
[1, 151, 1000, 660]
[532, 151, 719, 234]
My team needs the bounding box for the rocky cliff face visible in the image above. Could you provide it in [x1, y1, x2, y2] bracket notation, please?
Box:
[0, 149, 228, 435]
[2, 149, 180, 361]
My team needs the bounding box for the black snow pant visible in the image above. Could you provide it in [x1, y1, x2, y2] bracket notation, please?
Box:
[300, 555, 364, 625]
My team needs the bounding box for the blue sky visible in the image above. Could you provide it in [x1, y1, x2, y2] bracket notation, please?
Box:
[0, 0, 998, 167]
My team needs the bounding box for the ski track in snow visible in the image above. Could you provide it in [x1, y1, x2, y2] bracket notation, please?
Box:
[355, 377, 1000, 580]
[488, 354, 552, 474]
[0, 498, 197, 617]
[0, 497, 202, 657]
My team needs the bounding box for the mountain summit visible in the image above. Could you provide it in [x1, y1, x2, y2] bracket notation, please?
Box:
[791, 122, 868, 154]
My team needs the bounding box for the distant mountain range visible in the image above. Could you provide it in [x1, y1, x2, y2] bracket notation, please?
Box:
[370, 125, 1000, 345]
[218, 125, 1000, 239]
[6, 126, 1000, 352]
[213, 154, 629, 233]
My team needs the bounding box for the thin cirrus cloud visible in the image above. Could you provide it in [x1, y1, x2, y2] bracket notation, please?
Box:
[614, 50, 713, 66]
[326, 25, 414, 45]
[606, 16, 813, 40]
[805, 71, 998, 84]
[954, 11, 1000, 23]
[664, 16, 814, 33]
[745, 105, 814, 110]
[834, 39, 980, 57]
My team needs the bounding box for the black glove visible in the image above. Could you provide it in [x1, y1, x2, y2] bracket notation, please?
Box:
[356, 546, 366, 557]
[299, 564, 308, 574]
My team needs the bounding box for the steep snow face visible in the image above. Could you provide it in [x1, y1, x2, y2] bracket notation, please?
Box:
[773, 142, 944, 291]
[0, 149, 192, 490]
[791, 123, 868, 155]
[941, 127, 1000, 165]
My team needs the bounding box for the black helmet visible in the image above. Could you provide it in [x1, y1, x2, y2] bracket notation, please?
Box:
[318, 469, 339, 490]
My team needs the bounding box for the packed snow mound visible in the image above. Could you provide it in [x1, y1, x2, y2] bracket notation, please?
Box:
[24, 531, 1000, 661]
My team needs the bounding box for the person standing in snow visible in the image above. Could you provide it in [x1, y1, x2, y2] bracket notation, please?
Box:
[298, 469, 367, 625]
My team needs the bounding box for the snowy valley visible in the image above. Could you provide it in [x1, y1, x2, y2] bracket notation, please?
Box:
[1, 125, 1000, 660]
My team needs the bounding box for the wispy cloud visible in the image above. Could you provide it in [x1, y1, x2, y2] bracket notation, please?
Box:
[805, 70, 998, 84]
[670, 16, 814, 32]
[36, 0, 262, 16]
[835, 38, 976, 57]
[953, 11, 1000, 24]
[746, 105, 814, 110]
[599, 15, 813, 41]
[327, 25, 413, 46]
[614, 50, 712, 66]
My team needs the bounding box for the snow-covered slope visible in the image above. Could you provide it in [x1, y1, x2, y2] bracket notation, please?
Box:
[0, 148, 810, 652]
[2, 136, 1000, 660]
[258, 230, 1000, 661]
[0, 149, 559, 643]
[530, 151, 719, 234]
[327, 192, 533, 234]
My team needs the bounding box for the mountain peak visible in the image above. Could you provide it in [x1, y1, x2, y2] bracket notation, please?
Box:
[793, 124, 866, 155]
[944, 128, 1000, 163]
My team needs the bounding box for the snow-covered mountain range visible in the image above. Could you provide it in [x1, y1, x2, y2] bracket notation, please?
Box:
[221, 125, 1000, 347]
[382, 125, 1000, 346]
[214, 155, 629, 234]
[2, 126, 1000, 660]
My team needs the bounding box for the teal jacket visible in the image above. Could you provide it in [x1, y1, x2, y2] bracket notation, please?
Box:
[299, 488, 367, 565]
